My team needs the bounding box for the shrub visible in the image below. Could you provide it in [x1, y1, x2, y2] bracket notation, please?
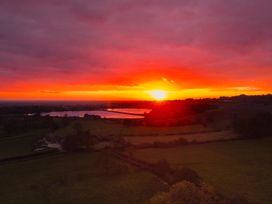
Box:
[151, 160, 202, 185]
[167, 167, 202, 185]
[232, 112, 272, 138]
[62, 128, 94, 151]
[150, 181, 250, 204]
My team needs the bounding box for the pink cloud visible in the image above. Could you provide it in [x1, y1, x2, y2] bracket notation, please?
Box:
[0, 0, 272, 94]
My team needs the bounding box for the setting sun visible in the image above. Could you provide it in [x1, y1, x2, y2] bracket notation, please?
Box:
[149, 90, 167, 101]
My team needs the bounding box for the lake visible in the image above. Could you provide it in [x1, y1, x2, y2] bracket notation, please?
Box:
[40, 108, 151, 119]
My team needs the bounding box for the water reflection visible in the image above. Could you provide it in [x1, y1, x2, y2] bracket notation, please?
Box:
[40, 109, 151, 119]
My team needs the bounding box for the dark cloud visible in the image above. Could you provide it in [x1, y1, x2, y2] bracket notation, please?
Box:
[0, 0, 272, 91]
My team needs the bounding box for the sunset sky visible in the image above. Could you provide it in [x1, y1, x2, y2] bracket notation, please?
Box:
[0, 0, 272, 100]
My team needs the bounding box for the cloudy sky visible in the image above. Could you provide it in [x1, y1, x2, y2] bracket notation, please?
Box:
[0, 0, 272, 100]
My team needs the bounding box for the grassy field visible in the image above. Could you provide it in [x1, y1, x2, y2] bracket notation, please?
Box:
[0, 118, 219, 159]
[2, 117, 270, 203]
[130, 138, 272, 204]
[124, 130, 237, 145]
[0, 152, 167, 204]
[0, 130, 48, 159]
[0, 127, 167, 204]
[78, 120, 215, 137]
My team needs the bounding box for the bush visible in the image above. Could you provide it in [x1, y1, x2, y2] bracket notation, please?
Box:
[167, 167, 202, 185]
[150, 181, 250, 204]
[62, 128, 94, 152]
[232, 112, 272, 138]
[151, 160, 202, 185]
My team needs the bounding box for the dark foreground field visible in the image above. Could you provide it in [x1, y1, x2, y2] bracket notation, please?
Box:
[1, 135, 271, 204]
[1, 96, 272, 204]
[130, 138, 272, 204]
[0, 152, 166, 204]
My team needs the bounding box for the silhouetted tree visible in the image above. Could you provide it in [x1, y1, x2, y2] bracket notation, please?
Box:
[232, 112, 272, 138]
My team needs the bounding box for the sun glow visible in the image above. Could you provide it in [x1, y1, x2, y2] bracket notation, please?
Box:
[149, 90, 167, 101]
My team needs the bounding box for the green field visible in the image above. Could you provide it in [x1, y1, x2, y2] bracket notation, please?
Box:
[0, 152, 166, 204]
[124, 130, 236, 145]
[0, 118, 217, 159]
[1, 116, 271, 204]
[78, 120, 214, 136]
[0, 130, 47, 159]
[130, 138, 272, 204]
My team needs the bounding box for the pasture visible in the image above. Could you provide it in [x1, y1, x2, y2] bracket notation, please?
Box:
[0, 131, 46, 159]
[78, 120, 215, 137]
[130, 138, 272, 204]
[124, 130, 237, 145]
[0, 152, 166, 204]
